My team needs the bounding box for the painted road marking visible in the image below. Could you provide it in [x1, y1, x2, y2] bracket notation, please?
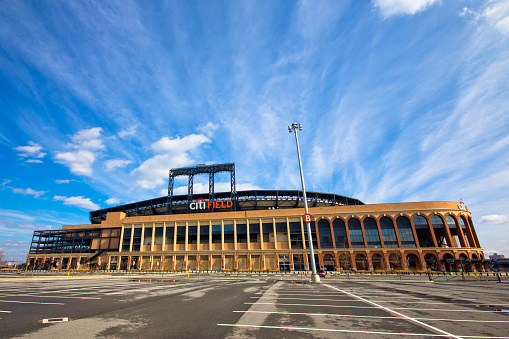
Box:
[0, 294, 100, 300]
[0, 310, 12, 313]
[0, 300, 65, 305]
[244, 302, 506, 313]
[42, 317, 69, 324]
[324, 284, 463, 339]
[233, 311, 509, 323]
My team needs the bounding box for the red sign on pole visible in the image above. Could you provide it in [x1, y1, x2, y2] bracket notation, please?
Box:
[303, 214, 313, 223]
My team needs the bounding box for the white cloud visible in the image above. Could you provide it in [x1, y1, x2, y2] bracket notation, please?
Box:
[55, 127, 105, 176]
[104, 158, 132, 171]
[483, 0, 509, 34]
[14, 141, 46, 162]
[105, 197, 120, 205]
[151, 134, 210, 153]
[478, 215, 509, 224]
[55, 179, 74, 184]
[53, 195, 100, 210]
[118, 126, 137, 138]
[55, 150, 96, 176]
[131, 134, 211, 189]
[197, 122, 219, 138]
[11, 187, 46, 198]
[373, 0, 440, 18]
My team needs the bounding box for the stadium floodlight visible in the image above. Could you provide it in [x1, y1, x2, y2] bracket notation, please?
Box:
[288, 122, 320, 283]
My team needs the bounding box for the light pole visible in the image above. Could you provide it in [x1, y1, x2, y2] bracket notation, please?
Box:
[288, 122, 320, 283]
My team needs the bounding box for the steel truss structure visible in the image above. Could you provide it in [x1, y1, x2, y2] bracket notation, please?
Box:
[167, 163, 236, 214]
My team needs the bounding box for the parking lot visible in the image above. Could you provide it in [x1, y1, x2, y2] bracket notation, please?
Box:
[0, 273, 507, 338]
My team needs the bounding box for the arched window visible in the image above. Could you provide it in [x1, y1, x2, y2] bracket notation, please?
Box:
[363, 217, 381, 248]
[318, 219, 333, 249]
[396, 216, 416, 247]
[348, 218, 364, 248]
[413, 216, 433, 247]
[380, 217, 398, 248]
[333, 219, 348, 248]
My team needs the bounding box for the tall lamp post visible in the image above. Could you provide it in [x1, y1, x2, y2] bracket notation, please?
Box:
[288, 122, 320, 283]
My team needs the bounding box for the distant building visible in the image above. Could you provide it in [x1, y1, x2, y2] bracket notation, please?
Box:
[489, 253, 505, 260]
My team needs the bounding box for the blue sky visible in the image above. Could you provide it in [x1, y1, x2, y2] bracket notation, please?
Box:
[1, 0, 508, 262]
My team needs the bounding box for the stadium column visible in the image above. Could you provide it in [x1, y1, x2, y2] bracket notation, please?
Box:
[392, 217, 403, 248]
[344, 219, 352, 248]
[440, 215, 455, 247]
[129, 225, 134, 252]
[272, 218, 277, 249]
[300, 219, 306, 250]
[141, 224, 145, 254]
[221, 220, 224, 251]
[425, 215, 439, 247]
[455, 218, 468, 247]
[234, 220, 237, 251]
[376, 216, 385, 249]
[151, 223, 155, 252]
[468, 217, 481, 248]
[185, 222, 188, 252]
[408, 218, 421, 248]
[360, 217, 368, 249]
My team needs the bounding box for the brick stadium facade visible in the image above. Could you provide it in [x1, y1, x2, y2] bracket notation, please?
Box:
[27, 198, 486, 272]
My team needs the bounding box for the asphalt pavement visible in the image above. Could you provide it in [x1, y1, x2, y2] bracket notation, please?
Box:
[0, 273, 508, 338]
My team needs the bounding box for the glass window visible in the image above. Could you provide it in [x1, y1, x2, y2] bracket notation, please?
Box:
[237, 224, 247, 243]
[155, 227, 163, 236]
[176, 226, 186, 244]
[199, 225, 209, 244]
[211, 224, 221, 243]
[446, 216, 457, 229]
[413, 216, 429, 229]
[317, 219, 333, 249]
[363, 217, 381, 248]
[396, 216, 416, 247]
[459, 217, 467, 229]
[412, 216, 433, 247]
[333, 219, 348, 248]
[289, 222, 303, 249]
[430, 216, 445, 228]
[380, 217, 398, 248]
[275, 222, 287, 233]
[249, 222, 260, 243]
[348, 218, 364, 248]
[224, 223, 234, 243]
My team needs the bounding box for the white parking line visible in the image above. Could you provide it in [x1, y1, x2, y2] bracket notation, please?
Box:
[324, 284, 463, 339]
[0, 300, 64, 305]
[0, 310, 12, 313]
[233, 311, 509, 323]
[0, 294, 101, 300]
[244, 302, 504, 313]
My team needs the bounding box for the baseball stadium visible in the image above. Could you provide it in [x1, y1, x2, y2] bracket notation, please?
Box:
[26, 163, 487, 272]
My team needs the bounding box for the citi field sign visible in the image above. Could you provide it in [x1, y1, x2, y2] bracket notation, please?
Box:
[189, 198, 233, 211]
